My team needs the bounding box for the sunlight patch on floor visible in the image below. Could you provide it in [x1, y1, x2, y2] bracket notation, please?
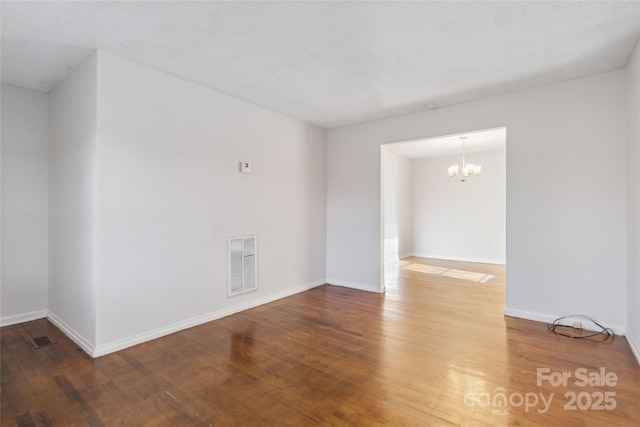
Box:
[405, 263, 495, 283]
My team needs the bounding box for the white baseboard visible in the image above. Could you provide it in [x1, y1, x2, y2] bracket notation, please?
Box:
[326, 278, 383, 293]
[626, 335, 640, 366]
[47, 311, 96, 356]
[92, 280, 326, 357]
[0, 309, 47, 327]
[411, 253, 506, 265]
[503, 307, 626, 336]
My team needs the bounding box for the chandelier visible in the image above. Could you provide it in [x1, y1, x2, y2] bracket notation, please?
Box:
[447, 136, 482, 182]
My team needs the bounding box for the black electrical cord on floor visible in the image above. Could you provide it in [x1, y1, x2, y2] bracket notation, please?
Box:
[547, 315, 614, 340]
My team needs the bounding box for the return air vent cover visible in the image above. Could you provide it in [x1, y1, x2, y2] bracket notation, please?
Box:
[227, 235, 258, 297]
[29, 335, 56, 349]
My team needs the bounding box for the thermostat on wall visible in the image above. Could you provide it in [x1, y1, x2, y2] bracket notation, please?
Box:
[240, 161, 252, 174]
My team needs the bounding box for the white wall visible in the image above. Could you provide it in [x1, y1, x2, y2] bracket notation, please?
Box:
[383, 150, 412, 263]
[627, 39, 640, 360]
[411, 149, 505, 264]
[48, 52, 98, 349]
[4, 50, 326, 357]
[327, 70, 628, 331]
[1, 84, 49, 326]
[93, 52, 326, 354]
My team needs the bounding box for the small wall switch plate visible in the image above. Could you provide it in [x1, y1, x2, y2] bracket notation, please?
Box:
[240, 161, 252, 174]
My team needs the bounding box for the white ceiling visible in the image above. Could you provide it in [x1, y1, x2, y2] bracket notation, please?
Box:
[2, 1, 639, 129]
[384, 127, 505, 159]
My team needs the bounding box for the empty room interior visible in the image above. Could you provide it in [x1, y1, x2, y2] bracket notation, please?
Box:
[2, 1, 640, 426]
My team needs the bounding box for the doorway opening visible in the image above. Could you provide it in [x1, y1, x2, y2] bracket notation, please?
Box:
[380, 127, 506, 293]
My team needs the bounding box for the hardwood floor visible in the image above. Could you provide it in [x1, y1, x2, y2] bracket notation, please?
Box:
[2, 257, 639, 426]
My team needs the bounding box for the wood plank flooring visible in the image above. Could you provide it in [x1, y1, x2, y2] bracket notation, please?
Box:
[2, 257, 640, 426]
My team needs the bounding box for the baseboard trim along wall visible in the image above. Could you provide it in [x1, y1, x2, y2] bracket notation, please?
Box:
[326, 279, 383, 293]
[411, 253, 506, 265]
[627, 335, 640, 366]
[0, 309, 48, 327]
[10, 281, 326, 357]
[92, 279, 326, 357]
[503, 307, 626, 337]
[47, 310, 96, 355]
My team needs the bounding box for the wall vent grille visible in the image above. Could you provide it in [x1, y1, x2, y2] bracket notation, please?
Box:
[227, 235, 258, 297]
